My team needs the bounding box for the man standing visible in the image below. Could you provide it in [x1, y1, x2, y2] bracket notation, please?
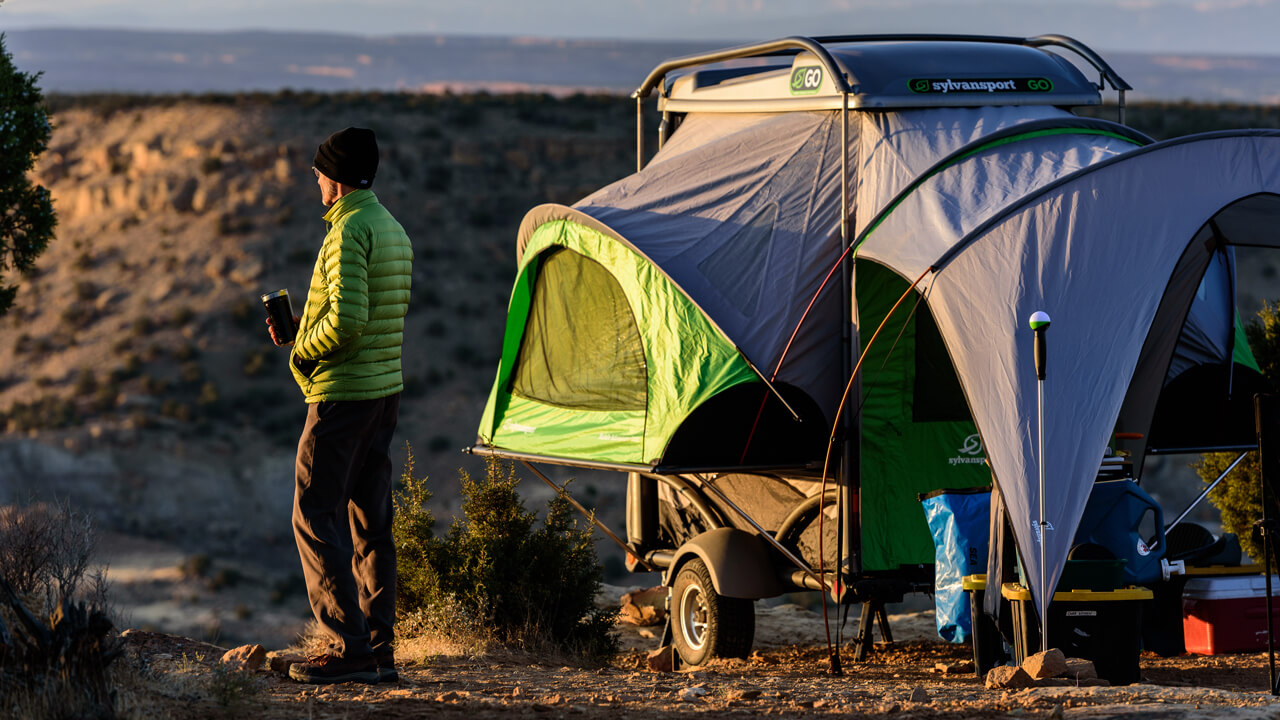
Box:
[268, 127, 412, 684]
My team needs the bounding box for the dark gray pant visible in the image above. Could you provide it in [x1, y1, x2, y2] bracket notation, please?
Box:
[293, 394, 399, 658]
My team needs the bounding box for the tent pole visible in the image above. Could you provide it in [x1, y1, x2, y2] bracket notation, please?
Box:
[634, 93, 645, 173]
[831, 87, 854, 678]
[520, 460, 657, 572]
[1156, 450, 1250, 550]
[1030, 311, 1052, 654]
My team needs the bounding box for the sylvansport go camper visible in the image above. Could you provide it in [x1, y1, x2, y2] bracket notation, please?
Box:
[469, 34, 1280, 667]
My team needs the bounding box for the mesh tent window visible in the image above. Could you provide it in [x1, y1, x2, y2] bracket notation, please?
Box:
[510, 247, 647, 411]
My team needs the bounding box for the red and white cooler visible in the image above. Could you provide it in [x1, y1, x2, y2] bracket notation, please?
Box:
[1183, 574, 1280, 654]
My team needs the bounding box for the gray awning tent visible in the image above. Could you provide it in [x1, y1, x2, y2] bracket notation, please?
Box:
[901, 133, 1280, 613]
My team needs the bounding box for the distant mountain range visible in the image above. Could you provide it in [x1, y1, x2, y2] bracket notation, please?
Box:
[7, 28, 1280, 104]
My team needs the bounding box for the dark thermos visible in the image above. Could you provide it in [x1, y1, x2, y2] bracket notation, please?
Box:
[261, 289, 297, 345]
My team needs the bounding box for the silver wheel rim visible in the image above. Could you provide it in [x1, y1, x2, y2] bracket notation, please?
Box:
[678, 582, 709, 652]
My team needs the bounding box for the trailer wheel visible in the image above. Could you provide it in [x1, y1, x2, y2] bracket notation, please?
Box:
[670, 558, 754, 666]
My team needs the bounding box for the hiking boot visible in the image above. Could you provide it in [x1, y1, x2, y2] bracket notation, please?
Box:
[288, 652, 379, 684]
[374, 646, 399, 683]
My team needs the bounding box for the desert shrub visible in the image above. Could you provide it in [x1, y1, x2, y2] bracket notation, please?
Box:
[197, 381, 220, 408]
[171, 305, 195, 326]
[393, 449, 617, 659]
[180, 554, 212, 579]
[59, 302, 96, 329]
[5, 395, 77, 431]
[179, 361, 203, 384]
[130, 316, 154, 338]
[92, 383, 119, 413]
[1196, 300, 1280, 563]
[229, 298, 257, 329]
[206, 661, 263, 713]
[241, 348, 273, 377]
[0, 499, 120, 719]
[72, 368, 97, 397]
[161, 399, 193, 423]
[138, 374, 168, 395]
[73, 280, 96, 302]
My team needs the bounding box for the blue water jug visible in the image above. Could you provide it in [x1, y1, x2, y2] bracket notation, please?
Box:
[1071, 479, 1166, 587]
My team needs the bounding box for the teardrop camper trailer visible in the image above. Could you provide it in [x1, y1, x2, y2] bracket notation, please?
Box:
[469, 34, 1280, 667]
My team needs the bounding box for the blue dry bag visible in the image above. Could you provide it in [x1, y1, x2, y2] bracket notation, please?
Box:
[920, 487, 992, 643]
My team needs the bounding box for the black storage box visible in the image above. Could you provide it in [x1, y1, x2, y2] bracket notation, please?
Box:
[1002, 583, 1151, 685]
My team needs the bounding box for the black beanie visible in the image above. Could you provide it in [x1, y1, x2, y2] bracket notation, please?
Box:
[313, 127, 378, 189]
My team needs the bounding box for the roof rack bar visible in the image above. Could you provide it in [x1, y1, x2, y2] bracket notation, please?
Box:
[632, 35, 854, 101]
[1026, 34, 1132, 92]
[806, 33, 1131, 94]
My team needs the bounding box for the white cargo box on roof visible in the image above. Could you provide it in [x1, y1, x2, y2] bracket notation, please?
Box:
[657, 36, 1110, 114]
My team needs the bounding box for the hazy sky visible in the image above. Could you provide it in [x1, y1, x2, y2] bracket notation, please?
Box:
[3, 0, 1280, 56]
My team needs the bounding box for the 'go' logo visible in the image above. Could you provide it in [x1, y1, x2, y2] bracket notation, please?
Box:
[790, 66, 823, 95]
[1027, 78, 1053, 92]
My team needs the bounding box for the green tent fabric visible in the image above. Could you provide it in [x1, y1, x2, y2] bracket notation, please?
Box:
[855, 262, 992, 571]
[478, 216, 759, 465]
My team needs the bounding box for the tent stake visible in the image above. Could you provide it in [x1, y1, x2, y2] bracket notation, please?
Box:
[1030, 311, 1052, 653]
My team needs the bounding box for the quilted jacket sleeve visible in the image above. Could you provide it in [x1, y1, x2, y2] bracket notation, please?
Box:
[293, 224, 370, 360]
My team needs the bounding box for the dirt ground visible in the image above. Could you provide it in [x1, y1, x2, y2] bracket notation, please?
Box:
[112, 604, 1280, 720]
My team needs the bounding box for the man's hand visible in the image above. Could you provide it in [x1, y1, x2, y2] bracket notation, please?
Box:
[266, 314, 301, 347]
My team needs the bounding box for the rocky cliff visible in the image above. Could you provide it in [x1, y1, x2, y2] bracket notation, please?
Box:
[3, 93, 638, 548]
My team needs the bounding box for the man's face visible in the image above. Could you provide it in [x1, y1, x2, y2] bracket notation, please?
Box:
[314, 167, 340, 207]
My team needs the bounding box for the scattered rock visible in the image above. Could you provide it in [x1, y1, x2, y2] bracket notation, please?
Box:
[1022, 648, 1067, 680]
[878, 701, 902, 713]
[934, 661, 974, 674]
[1062, 657, 1098, 681]
[1033, 677, 1072, 687]
[218, 644, 266, 671]
[266, 650, 303, 674]
[619, 586, 668, 626]
[646, 646, 674, 673]
[728, 688, 762, 701]
[908, 686, 931, 703]
[679, 685, 707, 702]
[985, 665, 1034, 689]
[511, 686, 523, 698]
[1047, 703, 1065, 720]
[1078, 677, 1111, 687]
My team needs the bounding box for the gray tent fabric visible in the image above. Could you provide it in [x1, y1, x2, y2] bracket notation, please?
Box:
[856, 120, 1144, 275]
[575, 111, 848, 420]
[854, 106, 1072, 229]
[922, 132, 1280, 613]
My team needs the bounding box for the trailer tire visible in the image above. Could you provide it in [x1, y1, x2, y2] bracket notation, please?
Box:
[671, 558, 754, 666]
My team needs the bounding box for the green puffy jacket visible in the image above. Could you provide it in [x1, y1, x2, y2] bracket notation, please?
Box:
[290, 189, 413, 402]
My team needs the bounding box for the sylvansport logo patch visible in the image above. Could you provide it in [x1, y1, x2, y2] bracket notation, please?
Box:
[909, 77, 1054, 94]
